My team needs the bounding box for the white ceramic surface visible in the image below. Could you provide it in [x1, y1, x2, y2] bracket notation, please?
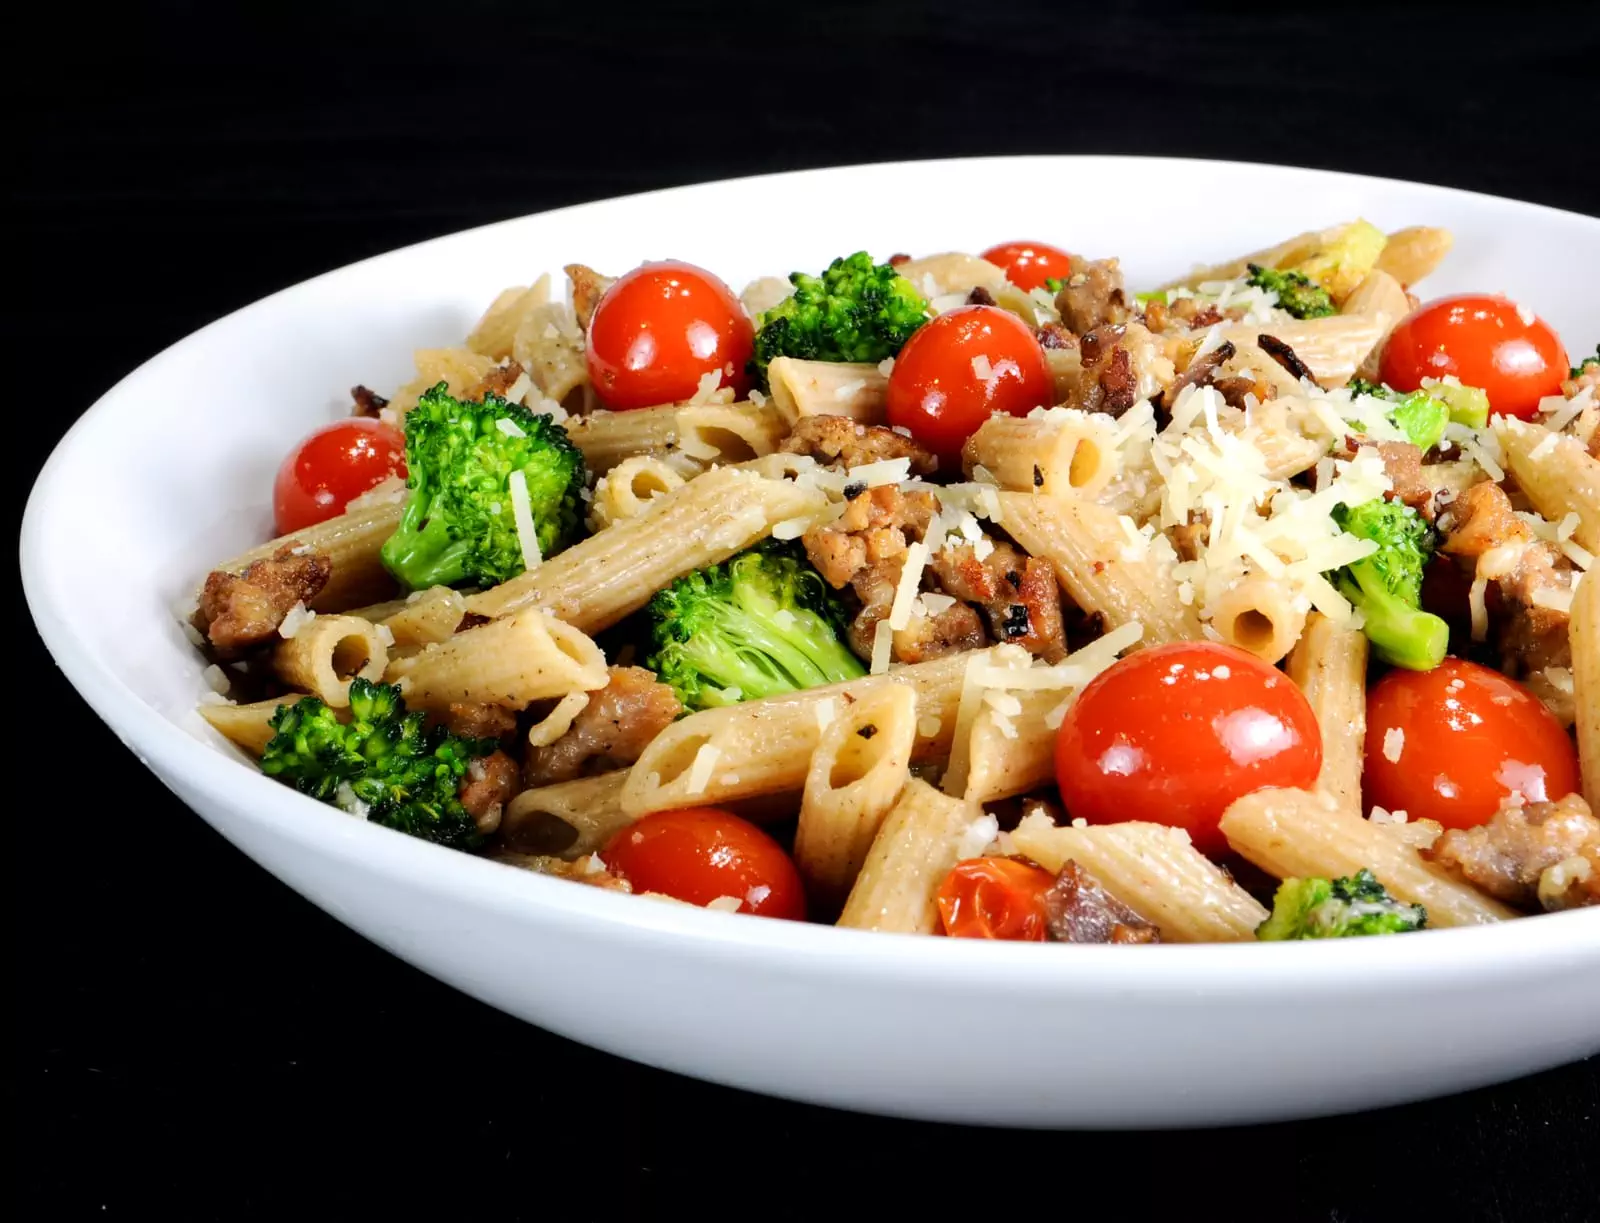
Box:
[22, 157, 1600, 1128]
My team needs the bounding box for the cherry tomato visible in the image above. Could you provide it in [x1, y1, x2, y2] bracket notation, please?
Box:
[936, 857, 1053, 940]
[884, 305, 1052, 465]
[273, 417, 406, 535]
[1378, 294, 1569, 420]
[979, 241, 1074, 293]
[585, 260, 753, 410]
[601, 807, 806, 919]
[1363, 658, 1578, 831]
[1054, 642, 1321, 859]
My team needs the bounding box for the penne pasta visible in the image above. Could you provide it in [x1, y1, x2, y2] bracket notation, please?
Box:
[385, 605, 608, 711]
[894, 252, 1008, 302]
[794, 683, 917, 908]
[588, 456, 686, 530]
[1571, 571, 1600, 811]
[996, 490, 1204, 646]
[1219, 788, 1517, 927]
[464, 467, 828, 627]
[198, 695, 308, 756]
[962, 687, 1062, 805]
[765, 358, 888, 424]
[1493, 416, 1600, 553]
[500, 771, 632, 859]
[273, 614, 389, 706]
[465, 274, 554, 360]
[1219, 315, 1389, 388]
[565, 405, 683, 474]
[836, 779, 992, 934]
[674, 401, 788, 465]
[963, 411, 1118, 500]
[512, 300, 591, 409]
[1010, 813, 1268, 942]
[1152, 220, 1368, 294]
[1373, 226, 1453, 287]
[620, 652, 979, 816]
[1285, 613, 1369, 818]
[379, 586, 470, 648]
[389, 347, 499, 416]
[1207, 573, 1306, 664]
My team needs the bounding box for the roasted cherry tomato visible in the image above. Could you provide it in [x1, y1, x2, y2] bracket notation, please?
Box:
[601, 807, 806, 919]
[1363, 658, 1579, 831]
[884, 305, 1052, 465]
[1378, 294, 1568, 420]
[1054, 642, 1321, 859]
[585, 260, 753, 410]
[979, 241, 1073, 292]
[936, 857, 1054, 940]
[273, 417, 406, 535]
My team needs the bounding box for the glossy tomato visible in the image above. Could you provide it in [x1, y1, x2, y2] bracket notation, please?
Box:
[936, 857, 1053, 940]
[1054, 642, 1321, 858]
[585, 260, 753, 410]
[884, 305, 1052, 465]
[1363, 658, 1578, 830]
[1378, 294, 1568, 420]
[979, 241, 1073, 292]
[601, 807, 806, 919]
[273, 417, 406, 535]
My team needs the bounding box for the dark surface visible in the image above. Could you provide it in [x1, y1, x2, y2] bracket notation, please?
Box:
[12, 3, 1599, 1219]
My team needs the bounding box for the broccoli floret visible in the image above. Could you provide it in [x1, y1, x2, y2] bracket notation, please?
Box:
[1257, 869, 1427, 939]
[1287, 218, 1387, 303]
[1246, 263, 1336, 320]
[1386, 390, 1450, 451]
[1044, 277, 1070, 294]
[749, 253, 928, 390]
[380, 384, 586, 590]
[1574, 346, 1599, 380]
[260, 678, 495, 849]
[1347, 377, 1486, 447]
[646, 539, 865, 710]
[1328, 498, 1449, 671]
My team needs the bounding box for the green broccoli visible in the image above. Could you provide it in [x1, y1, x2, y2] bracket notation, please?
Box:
[1246, 263, 1336, 320]
[1574, 346, 1598, 380]
[1044, 277, 1070, 294]
[749, 252, 929, 390]
[1328, 498, 1449, 671]
[380, 384, 586, 590]
[646, 539, 865, 711]
[1347, 377, 1490, 447]
[1257, 869, 1427, 939]
[260, 678, 495, 849]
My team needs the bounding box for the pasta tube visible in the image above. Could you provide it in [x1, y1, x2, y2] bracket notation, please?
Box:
[199, 499, 403, 614]
[765, 358, 887, 424]
[273, 615, 389, 706]
[1494, 416, 1600, 553]
[198, 696, 308, 756]
[1207, 573, 1306, 664]
[385, 605, 607, 711]
[963, 411, 1117, 499]
[1284, 613, 1369, 818]
[1571, 572, 1600, 811]
[500, 771, 632, 859]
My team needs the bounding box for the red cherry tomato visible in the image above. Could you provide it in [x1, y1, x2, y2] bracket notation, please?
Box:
[936, 857, 1053, 940]
[885, 305, 1052, 465]
[1363, 658, 1578, 831]
[601, 807, 806, 919]
[979, 241, 1074, 292]
[273, 418, 406, 535]
[1378, 294, 1569, 420]
[585, 260, 753, 410]
[1054, 642, 1322, 859]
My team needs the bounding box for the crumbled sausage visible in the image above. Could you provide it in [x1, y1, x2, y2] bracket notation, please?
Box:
[780, 414, 939, 477]
[848, 554, 986, 663]
[1036, 321, 1077, 351]
[1425, 795, 1600, 910]
[1159, 340, 1236, 411]
[351, 385, 389, 417]
[463, 360, 526, 402]
[930, 539, 1068, 662]
[524, 666, 683, 787]
[802, 484, 937, 589]
[966, 285, 996, 307]
[440, 701, 518, 741]
[1054, 258, 1130, 335]
[1043, 860, 1161, 943]
[564, 263, 614, 332]
[458, 750, 520, 835]
[193, 545, 333, 658]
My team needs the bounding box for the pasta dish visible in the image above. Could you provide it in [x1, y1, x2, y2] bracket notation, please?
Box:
[185, 223, 1600, 943]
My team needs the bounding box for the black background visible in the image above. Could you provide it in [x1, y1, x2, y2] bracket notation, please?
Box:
[12, 3, 1599, 1219]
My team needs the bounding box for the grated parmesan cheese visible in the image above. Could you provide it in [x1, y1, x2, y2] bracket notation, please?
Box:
[705, 895, 743, 913]
[278, 601, 314, 639]
[1383, 727, 1405, 764]
[869, 620, 894, 674]
[508, 469, 543, 572]
[685, 743, 721, 795]
[375, 623, 396, 647]
[494, 416, 526, 438]
[1468, 576, 1489, 642]
[833, 379, 866, 401]
[887, 542, 929, 631]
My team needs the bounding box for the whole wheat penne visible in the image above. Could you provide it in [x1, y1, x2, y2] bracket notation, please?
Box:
[962, 687, 1062, 804]
[512, 300, 590, 408]
[466, 273, 554, 360]
[963, 410, 1118, 499]
[996, 490, 1203, 645]
[1010, 813, 1268, 942]
[895, 252, 1008, 302]
[794, 683, 917, 908]
[766, 358, 888, 424]
[1373, 226, 1453, 287]
[565, 405, 683, 474]
[621, 652, 979, 816]
[836, 779, 993, 934]
[198, 695, 309, 756]
[589, 456, 686, 529]
[378, 586, 470, 648]
[389, 347, 500, 415]
[1285, 613, 1369, 818]
[1219, 788, 1517, 926]
[385, 605, 607, 711]
[1571, 571, 1600, 811]
[1152, 220, 1364, 294]
[674, 401, 788, 464]
[273, 615, 389, 706]
[1207, 573, 1306, 664]
[465, 467, 827, 626]
[1493, 416, 1600, 553]
[1342, 268, 1410, 381]
[1219, 315, 1389, 388]
[500, 771, 632, 859]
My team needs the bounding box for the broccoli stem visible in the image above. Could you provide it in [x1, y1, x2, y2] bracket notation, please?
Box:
[669, 601, 862, 704]
[1341, 564, 1449, 670]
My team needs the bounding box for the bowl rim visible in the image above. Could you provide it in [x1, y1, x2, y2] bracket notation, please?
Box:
[23, 153, 1600, 994]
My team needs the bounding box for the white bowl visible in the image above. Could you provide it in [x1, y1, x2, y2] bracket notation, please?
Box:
[23, 156, 1600, 1128]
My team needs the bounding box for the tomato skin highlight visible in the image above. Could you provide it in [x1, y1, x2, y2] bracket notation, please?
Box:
[1363, 658, 1579, 831]
[601, 807, 806, 919]
[937, 857, 1053, 940]
[273, 417, 407, 535]
[585, 260, 753, 411]
[884, 305, 1052, 465]
[979, 241, 1073, 292]
[1053, 642, 1322, 859]
[1378, 294, 1568, 421]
